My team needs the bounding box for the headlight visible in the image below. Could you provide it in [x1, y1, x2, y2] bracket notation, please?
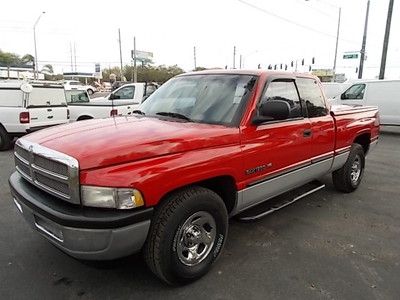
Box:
[81, 186, 144, 209]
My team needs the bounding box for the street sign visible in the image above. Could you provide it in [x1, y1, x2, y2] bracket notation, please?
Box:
[343, 53, 359, 59]
[131, 50, 153, 62]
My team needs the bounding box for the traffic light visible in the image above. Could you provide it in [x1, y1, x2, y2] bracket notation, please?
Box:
[285, 64, 288, 71]
[309, 65, 312, 72]
[280, 63, 283, 69]
[312, 57, 315, 64]
[274, 65, 277, 70]
[268, 64, 272, 70]
[291, 61, 294, 67]
[356, 67, 359, 73]
[257, 64, 261, 69]
[301, 59, 305, 66]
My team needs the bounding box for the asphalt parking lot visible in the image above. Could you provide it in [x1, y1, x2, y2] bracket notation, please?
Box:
[0, 127, 399, 299]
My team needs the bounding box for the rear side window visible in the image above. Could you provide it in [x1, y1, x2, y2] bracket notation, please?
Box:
[341, 84, 366, 100]
[297, 78, 328, 118]
[261, 80, 302, 119]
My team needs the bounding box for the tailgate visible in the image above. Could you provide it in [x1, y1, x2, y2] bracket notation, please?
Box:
[28, 106, 68, 128]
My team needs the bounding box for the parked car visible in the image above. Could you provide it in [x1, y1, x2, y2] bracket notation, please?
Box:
[91, 82, 158, 106]
[0, 80, 69, 150]
[332, 79, 400, 126]
[63, 80, 97, 95]
[65, 87, 134, 121]
[9, 70, 379, 285]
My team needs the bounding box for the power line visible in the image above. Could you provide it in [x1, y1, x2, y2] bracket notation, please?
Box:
[237, 0, 357, 44]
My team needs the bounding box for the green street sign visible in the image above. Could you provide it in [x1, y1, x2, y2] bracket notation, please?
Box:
[343, 53, 359, 59]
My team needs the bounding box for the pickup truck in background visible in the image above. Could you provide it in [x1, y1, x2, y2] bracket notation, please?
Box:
[9, 70, 379, 285]
[65, 87, 134, 121]
[91, 82, 158, 106]
[0, 80, 69, 150]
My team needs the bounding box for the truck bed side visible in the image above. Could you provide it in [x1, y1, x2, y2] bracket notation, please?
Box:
[331, 105, 380, 155]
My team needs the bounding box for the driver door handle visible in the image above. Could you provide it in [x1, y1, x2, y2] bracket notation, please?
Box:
[303, 129, 312, 137]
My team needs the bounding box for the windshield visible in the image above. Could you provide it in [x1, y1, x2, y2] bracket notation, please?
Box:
[65, 90, 90, 103]
[139, 74, 257, 126]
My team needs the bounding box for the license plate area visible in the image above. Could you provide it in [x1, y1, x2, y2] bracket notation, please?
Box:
[34, 215, 64, 243]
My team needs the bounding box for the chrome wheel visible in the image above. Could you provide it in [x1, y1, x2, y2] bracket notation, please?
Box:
[350, 155, 362, 184]
[176, 211, 216, 266]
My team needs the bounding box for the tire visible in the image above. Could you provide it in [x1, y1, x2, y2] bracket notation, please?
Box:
[0, 126, 12, 151]
[144, 186, 228, 285]
[332, 143, 365, 193]
[87, 89, 94, 95]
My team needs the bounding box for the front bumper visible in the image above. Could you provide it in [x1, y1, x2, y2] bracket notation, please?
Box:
[9, 172, 153, 260]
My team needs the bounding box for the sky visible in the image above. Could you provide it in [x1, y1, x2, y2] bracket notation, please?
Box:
[1, 0, 399, 80]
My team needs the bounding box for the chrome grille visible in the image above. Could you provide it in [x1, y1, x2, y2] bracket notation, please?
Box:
[14, 139, 80, 205]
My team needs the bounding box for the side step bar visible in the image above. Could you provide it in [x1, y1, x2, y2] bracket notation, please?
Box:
[236, 181, 325, 222]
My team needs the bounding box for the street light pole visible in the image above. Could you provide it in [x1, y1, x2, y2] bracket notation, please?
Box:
[332, 7, 341, 82]
[379, 0, 395, 80]
[33, 11, 45, 80]
[358, 0, 371, 79]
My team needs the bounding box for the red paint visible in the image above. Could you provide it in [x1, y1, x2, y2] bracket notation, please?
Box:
[23, 70, 380, 208]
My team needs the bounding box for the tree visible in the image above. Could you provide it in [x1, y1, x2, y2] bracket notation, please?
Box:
[102, 64, 185, 83]
[41, 64, 54, 74]
[0, 49, 22, 67]
[21, 54, 34, 65]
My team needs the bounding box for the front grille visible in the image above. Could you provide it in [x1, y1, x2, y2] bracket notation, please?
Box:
[14, 139, 80, 205]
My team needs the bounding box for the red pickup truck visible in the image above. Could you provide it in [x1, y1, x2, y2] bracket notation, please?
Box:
[9, 70, 379, 285]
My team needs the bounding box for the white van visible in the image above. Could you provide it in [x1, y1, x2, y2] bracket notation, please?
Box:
[0, 80, 69, 150]
[334, 80, 400, 126]
[322, 82, 351, 99]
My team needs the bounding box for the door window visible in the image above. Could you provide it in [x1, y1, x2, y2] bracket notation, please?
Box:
[297, 78, 328, 118]
[113, 86, 135, 99]
[341, 84, 366, 100]
[261, 80, 302, 119]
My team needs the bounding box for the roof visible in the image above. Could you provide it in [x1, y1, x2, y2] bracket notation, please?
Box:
[179, 69, 317, 79]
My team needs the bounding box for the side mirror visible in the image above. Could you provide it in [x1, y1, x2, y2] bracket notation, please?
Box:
[253, 100, 290, 124]
[340, 93, 346, 100]
[109, 93, 115, 100]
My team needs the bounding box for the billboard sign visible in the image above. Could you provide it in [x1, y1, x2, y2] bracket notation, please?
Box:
[131, 50, 153, 62]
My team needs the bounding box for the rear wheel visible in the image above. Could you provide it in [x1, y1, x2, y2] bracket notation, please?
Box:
[144, 186, 228, 285]
[332, 143, 365, 193]
[0, 126, 12, 151]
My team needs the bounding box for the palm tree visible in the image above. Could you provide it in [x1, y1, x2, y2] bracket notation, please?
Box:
[41, 64, 54, 74]
[21, 54, 35, 66]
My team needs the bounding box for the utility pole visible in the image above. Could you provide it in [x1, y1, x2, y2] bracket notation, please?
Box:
[332, 7, 342, 82]
[239, 54, 242, 69]
[133, 36, 137, 83]
[358, 0, 370, 79]
[118, 28, 123, 80]
[73, 42, 77, 72]
[193, 46, 197, 70]
[33, 11, 45, 80]
[69, 42, 73, 72]
[233, 46, 236, 69]
[379, 0, 394, 80]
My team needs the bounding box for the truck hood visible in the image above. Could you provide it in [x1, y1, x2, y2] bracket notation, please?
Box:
[24, 116, 240, 170]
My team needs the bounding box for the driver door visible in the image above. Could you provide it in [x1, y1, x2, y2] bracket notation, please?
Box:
[239, 78, 313, 210]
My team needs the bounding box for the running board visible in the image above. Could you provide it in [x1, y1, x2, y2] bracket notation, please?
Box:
[236, 181, 326, 222]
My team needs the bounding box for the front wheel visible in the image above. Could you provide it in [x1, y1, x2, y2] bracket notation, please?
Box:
[0, 126, 12, 151]
[332, 143, 365, 193]
[144, 186, 228, 285]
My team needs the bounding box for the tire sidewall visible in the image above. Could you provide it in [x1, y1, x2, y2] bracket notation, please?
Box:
[348, 145, 365, 189]
[159, 191, 228, 284]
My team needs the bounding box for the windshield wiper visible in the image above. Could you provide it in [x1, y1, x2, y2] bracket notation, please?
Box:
[132, 109, 145, 115]
[155, 111, 192, 122]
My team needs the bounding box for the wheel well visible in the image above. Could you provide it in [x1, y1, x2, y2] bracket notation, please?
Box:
[159, 176, 237, 214]
[354, 133, 371, 154]
[77, 115, 93, 121]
